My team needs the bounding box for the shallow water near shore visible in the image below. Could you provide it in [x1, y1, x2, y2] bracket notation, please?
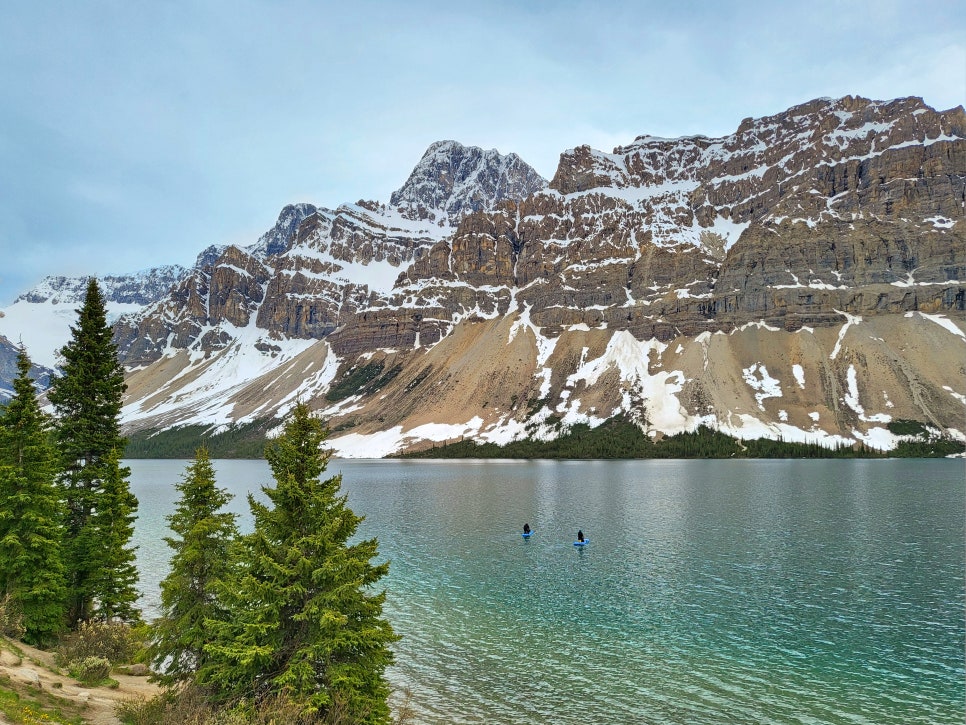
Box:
[127, 458, 964, 724]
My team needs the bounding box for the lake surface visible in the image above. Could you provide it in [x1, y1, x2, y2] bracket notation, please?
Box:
[127, 458, 964, 724]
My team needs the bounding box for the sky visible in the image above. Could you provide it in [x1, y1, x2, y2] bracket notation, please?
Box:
[0, 0, 963, 304]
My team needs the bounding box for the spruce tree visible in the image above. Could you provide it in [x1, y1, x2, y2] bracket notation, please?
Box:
[48, 278, 138, 625]
[150, 447, 237, 684]
[89, 448, 140, 622]
[201, 403, 398, 723]
[0, 347, 68, 644]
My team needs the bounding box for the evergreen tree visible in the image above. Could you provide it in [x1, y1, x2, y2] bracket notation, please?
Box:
[89, 448, 140, 622]
[150, 447, 238, 684]
[47, 278, 138, 625]
[0, 347, 67, 644]
[201, 403, 398, 723]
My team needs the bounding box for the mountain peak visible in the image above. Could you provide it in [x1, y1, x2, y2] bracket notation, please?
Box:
[248, 202, 319, 258]
[389, 140, 546, 224]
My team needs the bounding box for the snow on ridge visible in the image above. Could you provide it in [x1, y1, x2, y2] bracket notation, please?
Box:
[335, 202, 454, 240]
[122, 321, 324, 430]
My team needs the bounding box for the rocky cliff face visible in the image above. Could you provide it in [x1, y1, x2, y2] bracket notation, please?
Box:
[50, 97, 966, 453]
[114, 142, 548, 366]
[357, 96, 963, 350]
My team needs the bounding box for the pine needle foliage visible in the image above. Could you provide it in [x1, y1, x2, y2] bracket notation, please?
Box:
[89, 447, 141, 622]
[47, 278, 139, 625]
[201, 403, 398, 723]
[150, 447, 238, 684]
[0, 346, 67, 644]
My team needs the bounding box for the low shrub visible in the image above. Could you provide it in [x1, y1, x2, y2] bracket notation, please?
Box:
[69, 656, 111, 686]
[55, 621, 143, 667]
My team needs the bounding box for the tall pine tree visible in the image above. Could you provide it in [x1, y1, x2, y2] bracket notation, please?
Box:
[89, 448, 140, 622]
[48, 278, 139, 625]
[150, 447, 238, 684]
[201, 403, 398, 723]
[0, 347, 67, 644]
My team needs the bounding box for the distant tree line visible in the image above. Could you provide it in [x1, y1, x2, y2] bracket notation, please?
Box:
[125, 420, 276, 459]
[402, 417, 964, 460]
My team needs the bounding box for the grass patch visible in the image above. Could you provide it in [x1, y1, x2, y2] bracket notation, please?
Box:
[0, 674, 84, 725]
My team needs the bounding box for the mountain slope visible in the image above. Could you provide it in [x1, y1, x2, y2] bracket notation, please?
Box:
[5, 98, 964, 455]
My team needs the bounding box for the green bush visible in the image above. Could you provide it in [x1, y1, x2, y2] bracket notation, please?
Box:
[69, 655, 111, 685]
[55, 621, 143, 667]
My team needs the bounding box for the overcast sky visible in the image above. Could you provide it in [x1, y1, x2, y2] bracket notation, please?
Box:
[1, 0, 963, 303]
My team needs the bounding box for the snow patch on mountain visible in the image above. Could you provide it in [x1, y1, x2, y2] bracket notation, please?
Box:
[329, 417, 485, 459]
[122, 321, 323, 430]
[909, 311, 965, 338]
[743, 363, 783, 410]
[843, 365, 891, 423]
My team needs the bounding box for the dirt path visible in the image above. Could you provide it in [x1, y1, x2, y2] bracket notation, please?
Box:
[0, 636, 160, 724]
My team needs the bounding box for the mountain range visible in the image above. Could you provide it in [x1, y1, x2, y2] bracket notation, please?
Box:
[1, 95, 963, 456]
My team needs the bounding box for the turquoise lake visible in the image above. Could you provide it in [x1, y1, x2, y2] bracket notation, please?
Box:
[127, 458, 965, 724]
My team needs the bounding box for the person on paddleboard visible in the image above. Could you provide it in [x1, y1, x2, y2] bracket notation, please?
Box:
[577, 529, 584, 543]
[523, 523, 531, 535]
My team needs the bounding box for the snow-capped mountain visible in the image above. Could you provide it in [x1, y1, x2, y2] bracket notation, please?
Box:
[113, 141, 548, 366]
[0, 265, 191, 372]
[3, 99, 964, 455]
[390, 140, 548, 224]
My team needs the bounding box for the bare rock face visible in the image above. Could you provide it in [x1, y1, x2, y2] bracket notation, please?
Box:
[249, 203, 318, 258]
[115, 245, 271, 365]
[340, 95, 964, 350]
[390, 140, 548, 224]
[114, 141, 547, 365]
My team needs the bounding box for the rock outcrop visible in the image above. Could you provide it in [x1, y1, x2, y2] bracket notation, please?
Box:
[333, 96, 963, 353]
[113, 142, 548, 367]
